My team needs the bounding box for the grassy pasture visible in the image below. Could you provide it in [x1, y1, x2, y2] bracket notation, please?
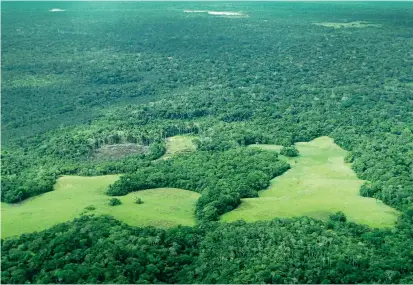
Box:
[222, 137, 399, 228]
[1, 175, 199, 238]
[162, 135, 197, 160]
[1, 136, 399, 238]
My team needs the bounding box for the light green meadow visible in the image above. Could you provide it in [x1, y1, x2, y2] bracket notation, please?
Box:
[221, 136, 399, 228]
[162, 135, 197, 160]
[1, 175, 199, 238]
[7, 74, 68, 88]
[1, 136, 399, 238]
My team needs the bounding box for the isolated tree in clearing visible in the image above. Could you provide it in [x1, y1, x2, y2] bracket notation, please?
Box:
[280, 146, 299, 157]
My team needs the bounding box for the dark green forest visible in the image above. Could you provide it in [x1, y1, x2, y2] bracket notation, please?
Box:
[1, 1, 413, 284]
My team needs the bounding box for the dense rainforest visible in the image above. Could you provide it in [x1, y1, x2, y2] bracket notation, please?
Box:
[1, 1, 413, 284]
[2, 215, 413, 284]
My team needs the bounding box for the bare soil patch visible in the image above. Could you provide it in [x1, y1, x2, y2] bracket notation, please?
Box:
[93, 143, 149, 161]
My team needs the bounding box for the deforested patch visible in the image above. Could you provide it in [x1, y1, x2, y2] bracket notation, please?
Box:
[93, 143, 149, 161]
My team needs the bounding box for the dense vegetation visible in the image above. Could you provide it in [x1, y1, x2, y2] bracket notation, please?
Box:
[2, 215, 413, 284]
[1, 216, 201, 284]
[108, 148, 289, 221]
[280, 146, 299, 157]
[2, 1, 413, 283]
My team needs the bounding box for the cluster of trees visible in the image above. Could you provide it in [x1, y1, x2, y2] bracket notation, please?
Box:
[192, 215, 413, 284]
[2, 215, 413, 284]
[2, 0, 412, 212]
[280, 146, 299, 157]
[108, 148, 290, 221]
[0, 216, 201, 284]
[0, 120, 197, 202]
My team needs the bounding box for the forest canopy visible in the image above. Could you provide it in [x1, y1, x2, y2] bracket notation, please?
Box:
[1, 1, 413, 284]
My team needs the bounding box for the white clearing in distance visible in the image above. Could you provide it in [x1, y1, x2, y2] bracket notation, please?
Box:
[184, 10, 245, 16]
[49, 8, 65, 12]
[183, 10, 207, 13]
[208, 11, 242, 16]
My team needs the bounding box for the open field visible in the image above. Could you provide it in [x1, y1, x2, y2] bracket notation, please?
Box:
[1, 175, 199, 238]
[1, 136, 399, 238]
[222, 137, 399, 228]
[162, 135, 197, 160]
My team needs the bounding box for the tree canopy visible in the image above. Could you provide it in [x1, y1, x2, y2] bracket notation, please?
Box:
[1, 1, 413, 284]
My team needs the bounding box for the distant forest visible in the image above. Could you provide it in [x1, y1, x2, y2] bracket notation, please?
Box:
[1, 1, 413, 284]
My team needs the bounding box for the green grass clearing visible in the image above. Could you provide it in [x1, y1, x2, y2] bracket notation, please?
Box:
[1, 136, 399, 237]
[314, 21, 381, 29]
[162, 135, 197, 160]
[222, 136, 399, 228]
[1, 175, 199, 238]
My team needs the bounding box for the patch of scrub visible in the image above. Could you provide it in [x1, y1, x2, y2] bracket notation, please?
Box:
[1, 176, 199, 238]
[222, 136, 399, 228]
[161, 135, 197, 160]
[314, 21, 381, 28]
[93, 143, 149, 161]
[49, 8, 65, 12]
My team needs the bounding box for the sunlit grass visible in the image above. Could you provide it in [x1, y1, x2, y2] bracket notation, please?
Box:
[1, 175, 199, 238]
[162, 135, 197, 160]
[222, 136, 399, 228]
[1, 136, 400, 238]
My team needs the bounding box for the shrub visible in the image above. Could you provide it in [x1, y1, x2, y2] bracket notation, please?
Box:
[108, 198, 122, 206]
[329, 211, 347, 222]
[280, 146, 299, 157]
[135, 197, 144, 204]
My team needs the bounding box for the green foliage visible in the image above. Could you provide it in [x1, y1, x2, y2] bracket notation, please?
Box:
[108, 148, 289, 221]
[280, 146, 299, 157]
[1, 176, 199, 238]
[329, 211, 347, 222]
[84, 205, 96, 211]
[2, 216, 413, 284]
[1, 2, 413, 284]
[405, 207, 413, 219]
[1, 216, 201, 284]
[191, 218, 413, 284]
[223, 138, 398, 228]
[135, 197, 144, 204]
[108, 198, 121, 206]
[148, 143, 167, 160]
